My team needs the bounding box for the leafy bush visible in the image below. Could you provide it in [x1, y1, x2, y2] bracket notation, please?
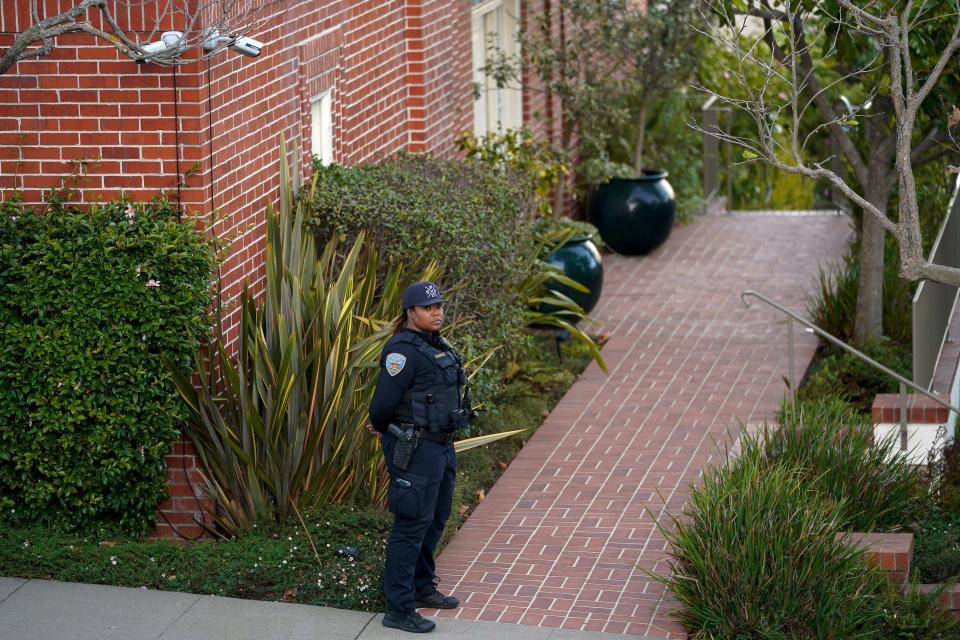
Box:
[309, 154, 538, 396]
[0, 196, 214, 535]
[764, 397, 925, 531]
[456, 127, 567, 216]
[912, 513, 960, 583]
[658, 447, 889, 638]
[171, 151, 441, 536]
[876, 578, 960, 639]
[798, 339, 911, 414]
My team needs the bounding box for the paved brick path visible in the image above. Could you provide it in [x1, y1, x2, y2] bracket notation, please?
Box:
[432, 211, 851, 637]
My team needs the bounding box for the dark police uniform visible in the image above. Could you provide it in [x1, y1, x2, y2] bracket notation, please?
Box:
[369, 323, 467, 627]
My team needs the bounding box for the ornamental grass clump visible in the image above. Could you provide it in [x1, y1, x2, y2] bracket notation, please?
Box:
[659, 448, 889, 638]
[760, 396, 926, 532]
[169, 141, 442, 537]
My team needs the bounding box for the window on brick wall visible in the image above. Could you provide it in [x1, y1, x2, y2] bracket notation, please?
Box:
[311, 90, 333, 166]
[471, 0, 522, 136]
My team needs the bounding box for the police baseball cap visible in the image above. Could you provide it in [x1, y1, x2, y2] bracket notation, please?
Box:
[402, 281, 443, 309]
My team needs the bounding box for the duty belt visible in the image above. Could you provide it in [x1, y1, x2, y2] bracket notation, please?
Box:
[416, 429, 457, 444]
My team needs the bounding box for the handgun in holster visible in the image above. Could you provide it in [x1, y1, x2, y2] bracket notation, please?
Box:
[387, 422, 417, 470]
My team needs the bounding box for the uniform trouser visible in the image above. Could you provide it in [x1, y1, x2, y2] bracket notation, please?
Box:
[381, 434, 457, 613]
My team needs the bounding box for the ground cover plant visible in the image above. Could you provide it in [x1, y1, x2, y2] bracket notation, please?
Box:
[912, 513, 960, 584]
[0, 335, 592, 611]
[0, 195, 214, 536]
[0, 507, 392, 612]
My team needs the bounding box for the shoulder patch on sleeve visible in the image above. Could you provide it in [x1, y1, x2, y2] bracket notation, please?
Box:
[384, 352, 407, 377]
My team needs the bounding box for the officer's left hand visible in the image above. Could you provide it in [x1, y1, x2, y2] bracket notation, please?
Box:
[366, 423, 382, 440]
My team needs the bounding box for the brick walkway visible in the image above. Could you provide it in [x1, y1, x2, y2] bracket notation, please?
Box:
[432, 211, 851, 637]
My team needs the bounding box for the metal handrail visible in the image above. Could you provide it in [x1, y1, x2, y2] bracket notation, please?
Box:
[741, 290, 960, 450]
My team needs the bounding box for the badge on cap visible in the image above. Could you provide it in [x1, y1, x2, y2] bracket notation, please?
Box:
[425, 283, 440, 300]
[385, 352, 407, 376]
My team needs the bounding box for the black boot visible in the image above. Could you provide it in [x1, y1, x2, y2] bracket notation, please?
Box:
[415, 586, 460, 609]
[382, 609, 436, 633]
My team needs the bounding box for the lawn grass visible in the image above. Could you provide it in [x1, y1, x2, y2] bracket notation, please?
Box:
[0, 335, 593, 611]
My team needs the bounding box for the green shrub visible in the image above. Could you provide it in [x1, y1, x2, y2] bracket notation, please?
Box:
[763, 397, 925, 531]
[309, 155, 538, 396]
[876, 578, 960, 639]
[799, 339, 911, 414]
[658, 447, 889, 638]
[456, 127, 567, 216]
[0, 196, 214, 536]
[912, 513, 960, 583]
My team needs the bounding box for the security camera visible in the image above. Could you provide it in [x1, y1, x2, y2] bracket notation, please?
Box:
[140, 31, 185, 57]
[229, 36, 263, 58]
[201, 28, 263, 58]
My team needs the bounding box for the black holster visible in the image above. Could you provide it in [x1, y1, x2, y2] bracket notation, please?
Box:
[387, 423, 417, 470]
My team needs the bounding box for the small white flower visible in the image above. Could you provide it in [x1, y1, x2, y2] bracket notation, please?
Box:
[136, 265, 142, 275]
[146, 279, 160, 288]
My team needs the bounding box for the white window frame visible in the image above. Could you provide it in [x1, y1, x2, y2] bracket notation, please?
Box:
[471, 0, 523, 136]
[310, 90, 333, 166]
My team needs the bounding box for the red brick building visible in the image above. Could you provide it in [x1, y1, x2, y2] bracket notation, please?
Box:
[1, 0, 562, 538]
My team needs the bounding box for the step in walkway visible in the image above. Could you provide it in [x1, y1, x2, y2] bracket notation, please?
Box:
[432, 211, 851, 637]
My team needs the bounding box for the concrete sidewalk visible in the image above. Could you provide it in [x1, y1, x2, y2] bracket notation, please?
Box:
[0, 577, 656, 640]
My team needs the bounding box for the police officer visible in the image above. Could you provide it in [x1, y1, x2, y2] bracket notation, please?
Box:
[369, 281, 469, 634]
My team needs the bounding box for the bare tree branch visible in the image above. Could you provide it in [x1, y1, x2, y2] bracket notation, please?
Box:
[699, 0, 960, 289]
[0, 0, 284, 74]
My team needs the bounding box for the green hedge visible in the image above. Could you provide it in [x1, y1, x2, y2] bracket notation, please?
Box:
[0, 197, 214, 536]
[309, 155, 538, 392]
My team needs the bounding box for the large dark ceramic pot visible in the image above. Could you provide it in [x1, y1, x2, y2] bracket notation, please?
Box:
[541, 234, 604, 315]
[587, 170, 676, 255]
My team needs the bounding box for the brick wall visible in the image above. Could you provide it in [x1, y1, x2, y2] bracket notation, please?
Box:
[1, 0, 561, 539]
[0, 0, 479, 341]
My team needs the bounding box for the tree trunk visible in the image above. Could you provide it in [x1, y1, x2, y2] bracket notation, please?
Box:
[853, 187, 891, 344]
[633, 100, 648, 176]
